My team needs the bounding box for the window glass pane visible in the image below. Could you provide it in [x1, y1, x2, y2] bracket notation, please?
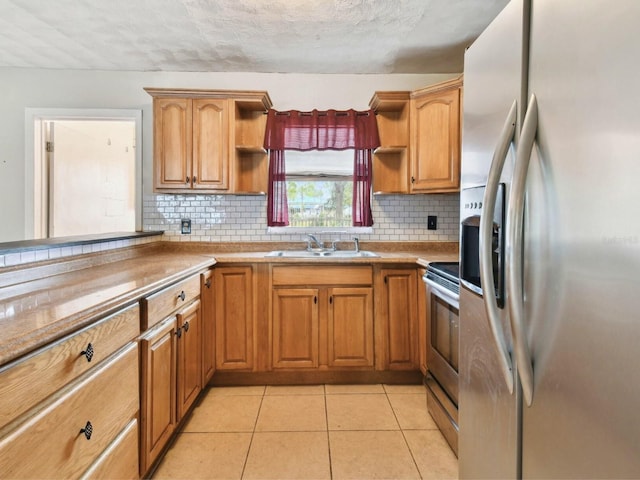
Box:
[285, 150, 353, 228]
[287, 180, 352, 228]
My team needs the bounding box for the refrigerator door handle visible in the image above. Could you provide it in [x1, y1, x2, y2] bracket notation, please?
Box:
[480, 99, 517, 395]
[507, 93, 537, 407]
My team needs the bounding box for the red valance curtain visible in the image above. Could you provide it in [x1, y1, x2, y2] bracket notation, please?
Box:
[264, 108, 380, 226]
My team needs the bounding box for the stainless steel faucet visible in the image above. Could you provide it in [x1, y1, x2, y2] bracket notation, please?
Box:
[353, 236, 360, 252]
[306, 234, 323, 250]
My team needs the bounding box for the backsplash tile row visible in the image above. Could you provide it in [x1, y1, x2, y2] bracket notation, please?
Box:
[0, 236, 160, 268]
[143, 193, 460, 243]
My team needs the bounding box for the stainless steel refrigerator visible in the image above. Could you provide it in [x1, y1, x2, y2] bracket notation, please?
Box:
[459, 0, 640, 478]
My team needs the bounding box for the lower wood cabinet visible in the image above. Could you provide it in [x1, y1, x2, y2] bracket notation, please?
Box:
[140, 316, 177, 474]
[176, 300, 202, 420]
[327, 287, 374, 368]
[0, 344, 139, 479]
[140, 276, 203, 475]
[376, 267, 419, 370]
[201, 269, 215, 384]
[272, 288, 319, 369]
[214, 265, 254, 371]
[271, 266, 374, 370]
[80, 419, 139, 480]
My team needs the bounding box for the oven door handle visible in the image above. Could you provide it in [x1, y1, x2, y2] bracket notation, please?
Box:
[480, 99, 517, 395]
[507, 94, 537, 407]
[423, 277, 459, 309]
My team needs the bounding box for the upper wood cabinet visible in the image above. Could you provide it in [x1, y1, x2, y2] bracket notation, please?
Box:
[410, 77, 462, 193]
[369, 76, 462, 194]
[369, 91, 411, 194]
[145, 88, 272, 194]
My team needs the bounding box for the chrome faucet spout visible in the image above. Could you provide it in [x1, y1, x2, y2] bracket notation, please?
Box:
[353, 236, 360, 252]
[306, 234, 323, 250]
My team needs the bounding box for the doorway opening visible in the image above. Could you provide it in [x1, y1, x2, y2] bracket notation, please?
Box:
[26, 109, 142, 239]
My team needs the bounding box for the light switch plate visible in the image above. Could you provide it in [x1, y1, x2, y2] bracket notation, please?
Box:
[427, 215, 437, 230]
[181, 218, 191, 234]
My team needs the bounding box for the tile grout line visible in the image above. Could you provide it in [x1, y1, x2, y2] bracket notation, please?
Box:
[384, 388, 425, 480]
[239, 386, 266, 480]
[322, 384, 334, 480]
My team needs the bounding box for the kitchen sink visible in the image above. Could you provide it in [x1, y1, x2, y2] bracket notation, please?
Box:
[265, 250, 379, 258]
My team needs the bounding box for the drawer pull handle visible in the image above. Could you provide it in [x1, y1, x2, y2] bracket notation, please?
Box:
[80, 421, 93, 440]
[80, 343, 94, 362]
[205, 278, 211, 288]
[183, 321, 190, 332]
[178, 291, 186, 301]
[176, 327, 182, 338]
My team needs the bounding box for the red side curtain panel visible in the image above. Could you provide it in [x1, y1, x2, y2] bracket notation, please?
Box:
[264, 108, 380, 227]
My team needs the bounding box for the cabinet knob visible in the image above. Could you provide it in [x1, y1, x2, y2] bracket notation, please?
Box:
[183, 321, 190, 332]
[178, 291, 186, 301]
[186, 176, 190, 184]
[192, 176, 197, 183]
[205, 278, 211, 289]
[176, 327, 182, 339]
[329, 296, 333, 304]
[411, 176, 415, 184]
[314, 296, 317, 304]
[80, 421, 93, 440]
[80, 343, 94, 362]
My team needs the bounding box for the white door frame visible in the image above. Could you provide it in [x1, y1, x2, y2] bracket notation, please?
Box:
[24, 108, 143, 239]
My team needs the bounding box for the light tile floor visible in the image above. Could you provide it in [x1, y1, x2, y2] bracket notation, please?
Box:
[153, 384, 458, 480]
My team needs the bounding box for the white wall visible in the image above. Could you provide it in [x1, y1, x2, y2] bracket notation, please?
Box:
[0, 67, 458, 242]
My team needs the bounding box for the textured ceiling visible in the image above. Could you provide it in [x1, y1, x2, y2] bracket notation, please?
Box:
[0, 0, 509, 74]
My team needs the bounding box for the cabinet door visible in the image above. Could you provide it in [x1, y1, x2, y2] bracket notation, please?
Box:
[378, 269, 419, 370]
[140, 316, 177, 474]
[214, 266, 254, 370]
[153, 97, 192, 190]
[192, 98, 229, 190]
[176, 300, 202, 420]
[272, 288, 319, 369]
[327, 287, 374, 368]
[201, 270, 215, 385]
[410, 86, 461, 192]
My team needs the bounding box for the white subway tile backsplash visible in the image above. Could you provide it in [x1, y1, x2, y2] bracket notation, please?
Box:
[3, 193, 461, 268]
[144, 192, 460, 243]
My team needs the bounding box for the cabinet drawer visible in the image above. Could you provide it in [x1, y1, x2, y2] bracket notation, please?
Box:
[0, 304, 139, 430]
[80, 419, 139, 480]
[142, 274, 200, 329]
[272, 266, 373, 286]
[0, 343, 139, 479]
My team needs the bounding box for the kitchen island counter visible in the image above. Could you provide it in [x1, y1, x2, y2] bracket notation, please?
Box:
[0, 244, 215, 366]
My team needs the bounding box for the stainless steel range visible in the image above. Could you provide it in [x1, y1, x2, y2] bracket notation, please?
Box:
[422, 262, 460, 455]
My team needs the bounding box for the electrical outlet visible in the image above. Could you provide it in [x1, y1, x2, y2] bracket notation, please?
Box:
[427, 215, 437, 230]
[181, 218, 191, 234]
